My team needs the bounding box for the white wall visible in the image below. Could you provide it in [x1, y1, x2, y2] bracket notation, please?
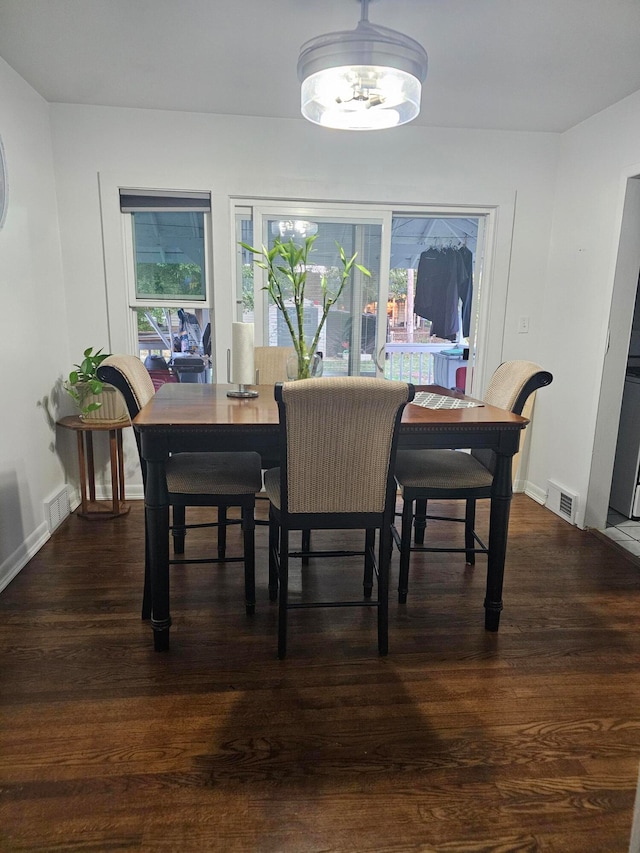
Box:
[535, 89, 640, 529]
[48, 103, 560, 493]
[0, 58, 73, 590]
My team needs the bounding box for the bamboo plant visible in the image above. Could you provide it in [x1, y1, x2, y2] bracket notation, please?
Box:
[241, 235, 370, 379]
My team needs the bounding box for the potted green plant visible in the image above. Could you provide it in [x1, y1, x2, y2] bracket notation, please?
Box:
[65, 347, 127, 422]
[241, 235, 370, 379]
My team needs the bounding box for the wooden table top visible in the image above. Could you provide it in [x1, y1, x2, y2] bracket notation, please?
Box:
[133, 383, 528, 432]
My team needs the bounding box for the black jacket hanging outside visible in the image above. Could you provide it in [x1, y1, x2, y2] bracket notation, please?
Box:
[414, 247, 473, 339]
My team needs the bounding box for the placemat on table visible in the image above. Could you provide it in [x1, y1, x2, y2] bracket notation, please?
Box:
[411, 392, 484, 409]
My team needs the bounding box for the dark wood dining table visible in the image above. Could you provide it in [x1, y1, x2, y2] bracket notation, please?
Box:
[133, 382, 528, 651]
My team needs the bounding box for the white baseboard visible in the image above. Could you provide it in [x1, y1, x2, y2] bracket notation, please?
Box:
[0, 521, 50, 594]
[523, 481, 547, 505]
[123, 486, 144, 500]
[68, 484, 145, 504]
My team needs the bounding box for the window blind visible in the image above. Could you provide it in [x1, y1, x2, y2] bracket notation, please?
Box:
[119, 189, 211, 213]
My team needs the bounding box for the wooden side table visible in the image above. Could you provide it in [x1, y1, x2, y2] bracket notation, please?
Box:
[57, 415, 130, 519]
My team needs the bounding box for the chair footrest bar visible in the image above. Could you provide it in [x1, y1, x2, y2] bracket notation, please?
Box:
[421, 513, 467, 524]
[289, 549, 366, 559]
[174, 520, 243, 531]
[169, 556, 245, 565]
[288, 600, 379, 609]
[407, 545, 488, 555]
[394, 511, 468, 525]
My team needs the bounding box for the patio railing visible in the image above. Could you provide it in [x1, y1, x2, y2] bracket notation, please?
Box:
[384, 342, 462, 385]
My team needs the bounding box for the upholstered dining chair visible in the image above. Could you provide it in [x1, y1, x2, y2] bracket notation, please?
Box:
[264, 376, 414, 658]
[97, 355, 263, 617]
[393, 360, 552, 603]
[253, 346, 295, 387]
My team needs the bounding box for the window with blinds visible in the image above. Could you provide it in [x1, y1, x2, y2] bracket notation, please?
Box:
[120, 189, 211, 302]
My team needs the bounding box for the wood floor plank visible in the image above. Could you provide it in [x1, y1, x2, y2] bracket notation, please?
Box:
[1, 496, 640, 851]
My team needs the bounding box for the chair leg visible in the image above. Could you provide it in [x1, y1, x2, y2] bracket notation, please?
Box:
[218, 506, 227, 559]
[277, 528, 289, 659]
[414, 498, 427, 545]
[363, 528, 375, 598]
[301, 530, 311, 566]
[398, 498, 413, 604]
[268, 512, 279, 601]
[172, 505, 186, 554]
[465, 499, 476, 566]
[378, 524, 390, 657]
[242, 505, 256, 615]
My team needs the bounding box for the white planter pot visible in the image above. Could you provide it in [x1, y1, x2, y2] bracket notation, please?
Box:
[79, 384, 129, 423]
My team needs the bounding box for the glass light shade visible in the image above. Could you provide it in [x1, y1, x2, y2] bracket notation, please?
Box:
[301, 65, 421, 130]
[321, 106, 400, 131]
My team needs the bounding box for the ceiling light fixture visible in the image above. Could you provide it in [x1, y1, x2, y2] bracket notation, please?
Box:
[297, 0, 428, 131]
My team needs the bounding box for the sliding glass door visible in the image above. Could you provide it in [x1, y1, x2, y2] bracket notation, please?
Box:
[235, 201, 493, 390]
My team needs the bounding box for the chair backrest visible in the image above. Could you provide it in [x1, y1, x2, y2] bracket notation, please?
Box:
[254, 347, 295, 386]
[473, 360, 553, 472]
[483, 360, 552, 415]
[276, 377, 414, 515]
[96, 354, 156, 420]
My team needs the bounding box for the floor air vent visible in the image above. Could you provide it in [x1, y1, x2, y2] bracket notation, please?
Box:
[45, 488, 70, 533]
[546, 480, 577, 525]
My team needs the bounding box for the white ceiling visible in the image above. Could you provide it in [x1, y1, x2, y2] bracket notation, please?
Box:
[1, 0, 640, 133]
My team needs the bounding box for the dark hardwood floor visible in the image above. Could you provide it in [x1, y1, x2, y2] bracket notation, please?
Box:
[1, 495, 639, 852]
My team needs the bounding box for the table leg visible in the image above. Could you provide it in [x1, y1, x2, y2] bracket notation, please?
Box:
[76, 431, 88, 515]
[484, 451, 513, 631]
[116, 429, 126, 504]
[145, 457, 171, 651]
[86, 432, 96, 503]
[108, 429, 119, 516]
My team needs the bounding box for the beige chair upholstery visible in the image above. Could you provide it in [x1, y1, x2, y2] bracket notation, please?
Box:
[97, 355, 263, 617]
[394, 360, 553, 603]
[264, 376, 414, 658]
[253, 347, 295, 386]
[105, 351, 156, 411]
